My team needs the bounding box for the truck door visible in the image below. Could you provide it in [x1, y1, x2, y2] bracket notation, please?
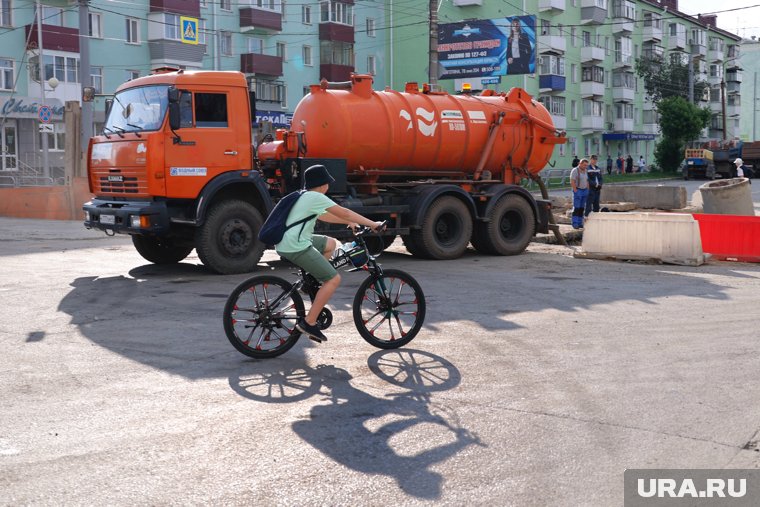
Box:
[164, 88, 251, 199]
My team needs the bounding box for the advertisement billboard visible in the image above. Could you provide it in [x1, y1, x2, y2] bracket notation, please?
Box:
[438, 16, 536, 80]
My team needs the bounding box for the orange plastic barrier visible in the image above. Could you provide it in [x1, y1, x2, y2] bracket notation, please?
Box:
[693, 213, 760, 262]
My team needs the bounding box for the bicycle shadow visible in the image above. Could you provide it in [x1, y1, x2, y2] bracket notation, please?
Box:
[228, 349, 484, 500]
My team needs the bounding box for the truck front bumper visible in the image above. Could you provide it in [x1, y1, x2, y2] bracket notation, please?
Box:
[83, 199, 171, 235]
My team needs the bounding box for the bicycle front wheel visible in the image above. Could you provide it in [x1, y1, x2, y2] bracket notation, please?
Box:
[223, 276, 305, 359]
[353, 269, 426, 349]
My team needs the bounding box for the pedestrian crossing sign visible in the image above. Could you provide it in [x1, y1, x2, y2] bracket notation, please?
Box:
[180, 17, 199, 45]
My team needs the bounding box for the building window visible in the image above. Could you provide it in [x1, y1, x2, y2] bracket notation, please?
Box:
[582, 65, 604, 83]
[538, 95, 566, 116]
[276, 42, 286, 60]
[252, 78, 285, 104]
[570, 63, 577, 83]
[583, 99, 603, 117]
[42, 6, 63, 26]
[0, 58, 13, 90]
[320, 40, 353, 66]
[200, 0, 206, 7]
[220, 0, 231, 11]
[570, 27, 576, 47]
[320, 1, 353, 26]
[615, 102, 633, 119]
[540, 19, 550, 36]
[199, 19, 207, 46]
[367, 55, 375, 75]
[248, 38, 264, 54]
[281, 84, 287, 108]
[126, 70, 139, 81]
[539, 55, 564, 75]
[126, 18, 139, 44]
[88, 12, 102, 38]
[40, 123, 65, 152]
[91, 67, 102, 93]
[254, 0, 280, 11]
[31, 55, 80, 83]
[302, 45, 313, 66]
[709, 64, 723, 79]
[366, 17, 375, 37]
[195, 93, 228, 127]
[221, 31, 232, 56]
[612, 70, 634, 88]
[302, 5, 311, 24]
[1, 0, 12, 27]
[164, 13, 180, 40]
[613, 0, 635, 20]
[615, 36, 632, 65]
[571, 100, 577, 121]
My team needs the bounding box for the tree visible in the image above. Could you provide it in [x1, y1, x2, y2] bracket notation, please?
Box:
[635, 57, 709, 104]
[654, 97, 711, 171]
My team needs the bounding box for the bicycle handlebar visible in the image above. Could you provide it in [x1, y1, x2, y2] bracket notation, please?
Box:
[352, 220, 387, 237]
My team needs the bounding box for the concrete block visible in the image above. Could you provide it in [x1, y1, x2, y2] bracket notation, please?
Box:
[600, 185, 686, 210]
[576, 212, 704, 266]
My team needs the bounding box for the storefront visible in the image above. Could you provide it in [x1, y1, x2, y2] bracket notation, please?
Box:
[0, 95, 65, 173]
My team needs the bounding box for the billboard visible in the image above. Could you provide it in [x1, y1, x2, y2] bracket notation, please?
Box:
[438, 16, 536, 80]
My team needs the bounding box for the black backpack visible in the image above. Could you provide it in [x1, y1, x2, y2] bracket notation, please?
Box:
[258, 190, 317, 245]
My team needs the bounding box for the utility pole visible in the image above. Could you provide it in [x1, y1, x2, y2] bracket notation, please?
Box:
[720, 79, 727, 140]
[754, 71, 757, 141]
[35, 0, 50, 179]
[687, 56, 694, 103]
[78, 0, 92, 153]
[428, 0, 438, 85]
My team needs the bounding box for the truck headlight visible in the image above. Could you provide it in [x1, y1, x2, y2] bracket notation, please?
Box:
[130, 215, 141, 228]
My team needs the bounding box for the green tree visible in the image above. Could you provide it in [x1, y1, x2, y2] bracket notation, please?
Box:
[635, 57, 709, 104]
[654, 97, 711, 171]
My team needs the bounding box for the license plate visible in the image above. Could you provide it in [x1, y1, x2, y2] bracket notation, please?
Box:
[100, 214, 116, 225]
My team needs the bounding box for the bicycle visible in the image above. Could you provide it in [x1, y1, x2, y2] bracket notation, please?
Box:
[223, 222, 426, 359]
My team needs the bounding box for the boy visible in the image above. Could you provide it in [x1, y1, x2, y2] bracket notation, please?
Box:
[275, 165, 384, 343]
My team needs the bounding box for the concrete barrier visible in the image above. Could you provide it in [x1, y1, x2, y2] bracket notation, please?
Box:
[699, 178, 755, 216]
[601, 185, 686, 210]
[576, 212, 705, 266]
[0, 177, 92, 221]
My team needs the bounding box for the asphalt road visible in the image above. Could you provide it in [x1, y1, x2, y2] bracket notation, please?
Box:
[1, 212, 760, 506]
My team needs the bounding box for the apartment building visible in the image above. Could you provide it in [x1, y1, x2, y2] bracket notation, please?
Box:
[0, 0, 386, 176]
[391, 0, 742, 169]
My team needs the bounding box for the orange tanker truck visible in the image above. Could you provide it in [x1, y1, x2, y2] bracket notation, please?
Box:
[84, 70, 565, 274]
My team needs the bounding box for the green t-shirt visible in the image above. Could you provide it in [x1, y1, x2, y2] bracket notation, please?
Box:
[275, 191, 337, 253]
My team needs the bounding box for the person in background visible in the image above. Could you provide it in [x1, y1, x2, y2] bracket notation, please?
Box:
[585, 155, 603, 218]
[638, 156, 646, 173]
[572, 155, 580, 169]
[616, 156, 623, 175]
[626, 154, 634, 174]
[606, 155, 613, 176]
[734, 158, 751, 184]
[570, 158, 589, 229]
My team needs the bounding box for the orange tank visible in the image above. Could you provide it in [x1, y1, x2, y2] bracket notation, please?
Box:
[258, 74, 565, 185]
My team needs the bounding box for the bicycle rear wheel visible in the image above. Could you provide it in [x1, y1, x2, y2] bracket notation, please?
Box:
[353, 269, 426, 349]
[223, 275, 305, 359]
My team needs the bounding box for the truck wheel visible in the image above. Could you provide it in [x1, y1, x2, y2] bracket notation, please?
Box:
[410, 196, 472, 260]
[131, 235, 193, 264]
[472, 194, 535, 256]
[196, 200, 265, 274]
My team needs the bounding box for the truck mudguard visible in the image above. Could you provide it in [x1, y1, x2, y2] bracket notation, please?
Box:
[195, 170, 273, 226]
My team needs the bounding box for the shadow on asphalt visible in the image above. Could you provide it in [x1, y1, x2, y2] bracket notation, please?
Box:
[56, 251, 737, 380]
[229, 349, 484, 500]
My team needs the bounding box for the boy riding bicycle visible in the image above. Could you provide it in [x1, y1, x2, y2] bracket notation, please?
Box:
[276, 165, 385, 343]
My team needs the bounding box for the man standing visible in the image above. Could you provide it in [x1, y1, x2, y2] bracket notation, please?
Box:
[626, 154, 634, 174]
[570, 158, 589, 229]
[616, 156, 623, 175]
[572, 154, 580, 169]
[606, 155, 613, 176]
[585, 155, 603, 217]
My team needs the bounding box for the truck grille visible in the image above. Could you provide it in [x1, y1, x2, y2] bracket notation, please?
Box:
[91, 168, 149, 197]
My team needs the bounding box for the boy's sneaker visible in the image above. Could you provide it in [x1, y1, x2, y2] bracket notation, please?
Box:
[296, 319, 327, 343]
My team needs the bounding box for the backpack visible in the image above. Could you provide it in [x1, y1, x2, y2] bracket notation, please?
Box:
[258, 190, 317, 245]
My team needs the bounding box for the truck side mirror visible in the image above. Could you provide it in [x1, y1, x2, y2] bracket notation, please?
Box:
[168, 86, 180, 103]
[105, 98, 113, 118]
[169, 102, 181, 131]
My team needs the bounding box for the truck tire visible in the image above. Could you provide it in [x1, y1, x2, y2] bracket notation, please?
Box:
[409, 196, 472, 260]
[471, 194, 535, 256]
[131, 235, 194, 264]
[196, 199, 265, 274]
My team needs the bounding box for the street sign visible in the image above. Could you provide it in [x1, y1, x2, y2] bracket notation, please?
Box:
[38, 124, 54, 133]
[38, 105, 53, 123]
[180, 17, 199, 45]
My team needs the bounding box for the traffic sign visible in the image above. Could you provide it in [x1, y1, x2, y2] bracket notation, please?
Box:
[38, 124, 54, 133]
[180, 17, 199, 45]
[38, 105, 53, 123]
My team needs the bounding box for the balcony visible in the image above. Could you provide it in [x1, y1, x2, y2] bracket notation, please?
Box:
[727, 81, 741, 94]
[241, 53, 283, 77]
[150, 0, 199, 16]
[708, 47, 724, 62]
[580, 0, 606, 24]
[640, 45, 664, 62]
[319, 23, 354, 43]
[550, 114, 567, 130]
[613, 54, 633, 69]
[539, 34, 566, 54]
[668, 34, 686, 51]
[148, 40, 205, 68]
[320, 64, 353, 82]
[614, 118, 634, 132]
[690, 43, 707, 60]
[643, 23, 662, 42]
[707, 74, 722, 86]
[643, 123, 659, 135]
[612, 87, 634, 102]
[240, 7, 282, 33]
[580, 45, 605, 63]
[726, 105, 740, 117]
[709, 101, 722, 113]
[726, 71, 742, 83]
[538, 0, 565, 12]
[613, 17, 634, 34]
[25, 24, 79, 53]
[580, 81, 604, 98]
[581, 115, 604, 131]
[539, 75, 566, 93]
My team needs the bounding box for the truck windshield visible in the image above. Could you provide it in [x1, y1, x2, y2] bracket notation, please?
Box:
[105, 85, 170, 133]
